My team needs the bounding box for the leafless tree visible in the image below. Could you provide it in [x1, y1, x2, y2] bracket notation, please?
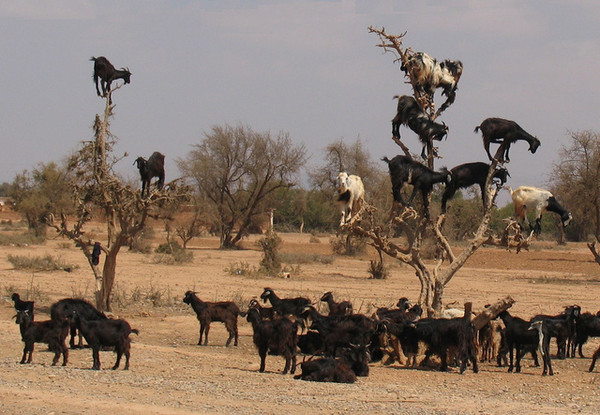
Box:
[178, 124, 306, 249]
[45, 88, 191, 311]
[339, 27, 518, 315]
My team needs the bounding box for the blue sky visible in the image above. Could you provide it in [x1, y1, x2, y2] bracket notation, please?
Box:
[1, 1, 599, 203]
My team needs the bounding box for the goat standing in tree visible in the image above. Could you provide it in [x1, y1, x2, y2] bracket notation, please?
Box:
[90, 56, 131, 99]
[134, 152, 165, 197]
[474, 118, 541, 163]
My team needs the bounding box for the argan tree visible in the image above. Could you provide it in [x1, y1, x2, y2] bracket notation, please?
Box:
[342, 28, 511, 315]
[46, 88, 191, 311]
[178, 124, 307, 249]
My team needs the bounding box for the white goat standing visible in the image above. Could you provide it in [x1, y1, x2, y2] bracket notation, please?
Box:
[508, 186, 572, 235]
[336, 172, 365, 226]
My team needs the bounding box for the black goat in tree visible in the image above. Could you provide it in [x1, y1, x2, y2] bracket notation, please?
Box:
[134, 152, 165, 197]
[90, 56, 131, 99]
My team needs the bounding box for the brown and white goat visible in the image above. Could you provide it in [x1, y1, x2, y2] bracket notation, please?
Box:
[508, 186, 572, 236]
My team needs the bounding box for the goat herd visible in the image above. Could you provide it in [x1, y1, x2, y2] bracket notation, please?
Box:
[10, 287, 600, 384]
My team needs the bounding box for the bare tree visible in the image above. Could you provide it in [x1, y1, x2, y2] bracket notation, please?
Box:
[340, 27, 513, 315]
[178, 124, 307, 249]
[45, 88, 191, 311]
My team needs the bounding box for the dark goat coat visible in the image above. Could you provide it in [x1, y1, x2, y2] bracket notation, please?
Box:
[74, 314, 139, 370]
[16, 310, 69, 366]
[246, 308, 298, 374]
[260, 287, 310, 318]
[183, 290, 240, 347]
[382, 155, 450, 217]
[134, 152, 165, 197]
[50, 298, 107, 348]
[391, 95, 448, 159]
[441, 162, 509, 213]
[11, 293, 35, 321]
[90, 56, 131, 98]
[474, 117, 541, 163]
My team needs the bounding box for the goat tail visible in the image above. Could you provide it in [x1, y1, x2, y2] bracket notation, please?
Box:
[393, 95, 400, 100]
[381, 156, 391, 164]
[131, 329, 140, 336]
[90, 56, 97, 62]
[473, 125, 481, 133]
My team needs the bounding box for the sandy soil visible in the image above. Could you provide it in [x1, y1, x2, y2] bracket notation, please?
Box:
[1, 211, 600, 415]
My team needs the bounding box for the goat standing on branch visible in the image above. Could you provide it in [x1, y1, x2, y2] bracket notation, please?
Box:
[90, 56, 131, 99]
[441, 162, 509, 213]
[336, 172, 365, 226]
[508, 186, 572, 236]
[382, 155, 450, 218]
[400, 52, 463, 118]
[134, 151, 165, 198]
[474, 118, 541, 163]
[391, 95, 449, 159]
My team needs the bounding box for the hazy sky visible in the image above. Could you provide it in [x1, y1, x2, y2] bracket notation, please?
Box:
[1, 1, 599, 203]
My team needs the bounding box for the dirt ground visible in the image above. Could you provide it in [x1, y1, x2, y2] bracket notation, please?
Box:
[1, 211, 600, 415]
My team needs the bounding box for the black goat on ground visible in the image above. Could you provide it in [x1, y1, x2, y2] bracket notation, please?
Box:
[74, 313, 138, 370]
[573, 312, 600, 358]
[391, 95, 449, 159]
[134, 151, 165, 198]
[245, 308, 299, 374]
[498, 310, 551, 375]
[11, 293, 35, 321]
[382, 155, 450, 218]
[531, 305, 580, 359]
[320, 292, 353, 317]
[50, 298, 107, 349]
[90, 56, 131, 99]
[398, 316, 479, 373]
[183, 290, 239, 347]
[294, 344, 370, 383]
[15, 309, 69, 366]
[260, 288, 311, 318]
[247, 298, 275, 320]
[474, 118, 541, 163]
[441, 162, 509, 213]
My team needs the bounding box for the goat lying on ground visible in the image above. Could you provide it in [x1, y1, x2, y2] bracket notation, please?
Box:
[183, 290, 239, 347]
[508, 186, 572, 236]
[382, 155, 450, 218]
[474, 118, 541, 163]
[441, 162, 509, 213]
[391, 95, 449, 159]
[134, 152, 165, 198]
[320, 292, 353, 317]
[11, 293, 35, 321]
[74, 313, 139, 370]
[15, 309, 69, 366]
[260, 288, 311, 318]
[50, 298, 107, 349]
[336, 172, 365, 226]
[246, 308, 299, 374]
[294, 344, 370, 383]
[90, 56, 131, 99]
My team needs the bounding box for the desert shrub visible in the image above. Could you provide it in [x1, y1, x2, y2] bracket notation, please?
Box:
[309, 234, 321, 243]
[367, 259, 389, 279]
[224, 261, 258, 277]
[153, 240, 193, 264]
[7, 254, 78, 271]
[129, 227, 156, 254]
[257, 231, 282, 276]
[330, 235, 366, 256]
[280, 252, 334, 265]
[0, 231, 46, 246]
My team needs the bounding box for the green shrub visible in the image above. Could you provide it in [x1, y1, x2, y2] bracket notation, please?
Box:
[7, 254, 78, 271]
